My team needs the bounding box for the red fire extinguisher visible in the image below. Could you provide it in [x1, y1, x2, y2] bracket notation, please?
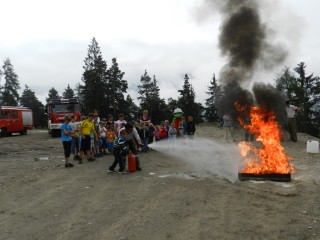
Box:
[128, 153, 136, 173]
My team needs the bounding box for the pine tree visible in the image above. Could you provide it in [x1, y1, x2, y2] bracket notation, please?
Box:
[46, 87, 60, 103]
[123, 94, 139, 122]
[275, 67, 297, 100]
[293, 62, 320, 134]
[178, 74, 193, 115]
[137, 71, 165, 122]
[62, 84, 75, 99]
[204, 74, 220, 122]
[106, 57, 127, 118]
[20, 85, 47, 128]
[137, 70, 153, 108]
[167, 97, 179, 115]
[74, 83, 84, 104]
[1, 58, 20, 106]
[177, 74, 204, 123]
[81, 37, 108, 116]
[275, 62, 320, 137]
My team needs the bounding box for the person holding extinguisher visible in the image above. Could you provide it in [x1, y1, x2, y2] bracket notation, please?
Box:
[119, 123, 143, 171]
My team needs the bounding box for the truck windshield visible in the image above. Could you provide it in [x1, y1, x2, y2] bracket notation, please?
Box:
[51, 104, 80, 113]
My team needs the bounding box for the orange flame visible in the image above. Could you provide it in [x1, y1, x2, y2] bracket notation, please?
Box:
[235, 102, 294, 174]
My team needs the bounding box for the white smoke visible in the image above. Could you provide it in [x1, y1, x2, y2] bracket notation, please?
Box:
[149, 137, 243, 183]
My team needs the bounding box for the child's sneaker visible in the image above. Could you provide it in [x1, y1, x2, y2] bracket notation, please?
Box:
[117, 170, 127, 174]
[65, 163, 74, 168]
[108, 169, 116, 173]
[88, 157, 96, 162]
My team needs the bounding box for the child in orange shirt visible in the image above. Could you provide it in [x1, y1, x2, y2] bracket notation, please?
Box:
[106, 122, 116, 154]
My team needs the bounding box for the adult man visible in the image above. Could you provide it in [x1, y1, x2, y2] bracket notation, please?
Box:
[119, 123, 142, 171]
[285, 100, 300, 142]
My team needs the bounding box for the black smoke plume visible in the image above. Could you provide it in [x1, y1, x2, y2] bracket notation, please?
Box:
[252, 82, 287, 125]
[216, 0, 287, 84]
[201, 0, 288, 124]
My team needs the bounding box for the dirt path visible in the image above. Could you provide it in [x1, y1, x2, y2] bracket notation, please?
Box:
[0, 126, 319, 240]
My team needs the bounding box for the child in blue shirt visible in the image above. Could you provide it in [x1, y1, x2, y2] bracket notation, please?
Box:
[108, 129, 129, 174]
[61, 116, 74, 168]
[168, 123, 177, 142]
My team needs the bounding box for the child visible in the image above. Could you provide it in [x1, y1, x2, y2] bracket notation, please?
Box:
[108, 129, 129, 174]
[69, 115, 80, 160]
[159, 122, 168, 139]
[99, 121, 107, 155]
[154, 125, 161, 142]
[148, 123, 155, 145]
[113, 123, 119, 136]
[138, 122, 149, 152]
[106, 122, 116, 154]
[177, 121, 185, 138]
[168, 123, 177, 143]
[79, 113, 98, 163]
[60, 116, 74, 168]
[93, 115, 101, 158]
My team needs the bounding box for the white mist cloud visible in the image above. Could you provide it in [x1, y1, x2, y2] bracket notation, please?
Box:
[149, 137, 243, 182]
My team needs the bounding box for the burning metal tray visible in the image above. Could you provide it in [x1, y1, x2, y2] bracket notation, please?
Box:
[238, 173, 291, 182]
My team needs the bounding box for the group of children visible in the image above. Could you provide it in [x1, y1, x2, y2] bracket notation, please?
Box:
[60, 113, 120, 168]
[153, 116, 196, 142]
[60, 111, 196, 172]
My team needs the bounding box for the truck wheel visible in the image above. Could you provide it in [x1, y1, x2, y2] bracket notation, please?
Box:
[0, 128, 7, 137]
[51, 130, 60, 138]
[20, 128, 28, 135]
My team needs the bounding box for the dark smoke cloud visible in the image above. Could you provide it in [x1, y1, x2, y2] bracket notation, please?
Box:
[219, 3, 265, 83]
[196, 0, 288, 124]
[217, 81, 286, 126]
[217, 0, 287, 84]
[252, 82, 287, 125]
[195, 0, 287, 85]
[217, 80, 254, 120]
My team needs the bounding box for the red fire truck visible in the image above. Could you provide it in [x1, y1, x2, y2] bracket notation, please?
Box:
[0, 106, 34, 137]
[47, 98, 81, 137]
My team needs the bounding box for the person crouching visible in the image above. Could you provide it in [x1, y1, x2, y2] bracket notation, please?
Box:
[108, 129, 129, 174]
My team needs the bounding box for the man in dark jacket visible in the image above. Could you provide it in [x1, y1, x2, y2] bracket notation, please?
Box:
[186, 116, 196, 140]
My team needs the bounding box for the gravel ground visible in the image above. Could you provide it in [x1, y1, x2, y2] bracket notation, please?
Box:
[0, 125, 319, 240]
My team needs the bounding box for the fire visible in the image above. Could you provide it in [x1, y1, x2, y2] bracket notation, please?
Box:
[235, 102, 294, 174]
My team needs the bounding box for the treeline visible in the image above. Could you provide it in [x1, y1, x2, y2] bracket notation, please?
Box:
[275, 63, 320, 137]
[0, 38, 319, 137]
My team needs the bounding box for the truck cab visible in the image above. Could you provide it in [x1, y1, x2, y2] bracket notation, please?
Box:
[0, 106, 33, 137]
[47, 98, 81, 137]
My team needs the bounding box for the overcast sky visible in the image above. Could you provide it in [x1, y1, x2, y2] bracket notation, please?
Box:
[0, 0, 319, 106]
